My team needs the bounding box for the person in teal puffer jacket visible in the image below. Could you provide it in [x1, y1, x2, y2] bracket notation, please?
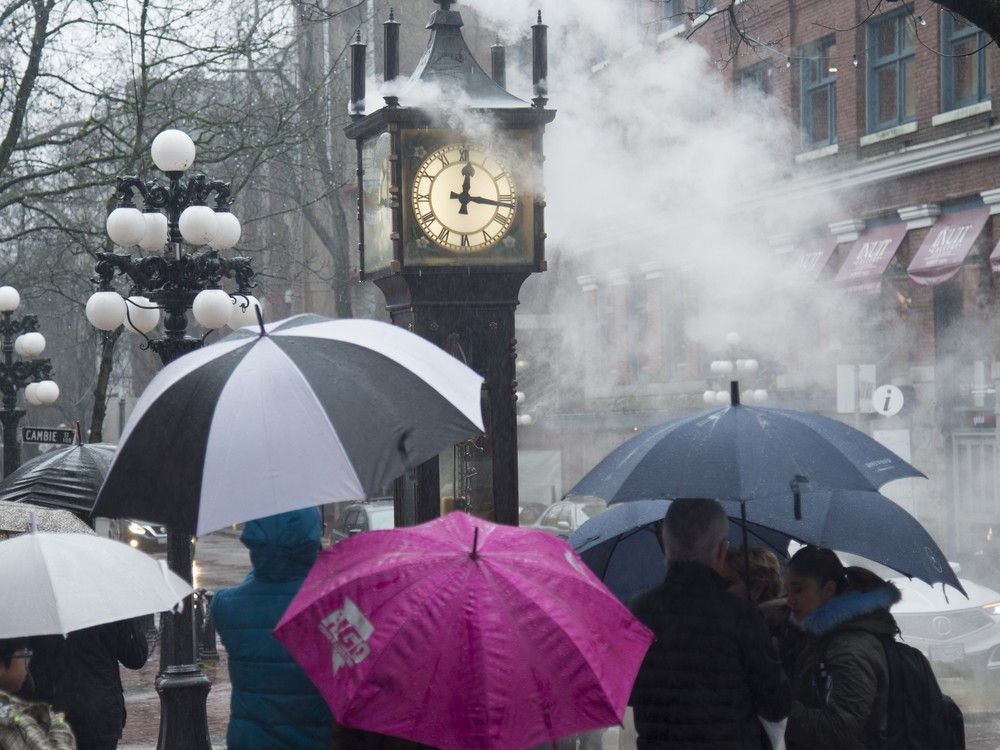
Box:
[212, 508, 331, 750]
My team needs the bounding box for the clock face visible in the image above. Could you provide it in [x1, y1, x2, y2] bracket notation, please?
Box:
[411, 144, 517, 253]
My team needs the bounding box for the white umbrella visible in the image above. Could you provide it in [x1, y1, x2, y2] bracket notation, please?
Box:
[0, 531, 192, 637]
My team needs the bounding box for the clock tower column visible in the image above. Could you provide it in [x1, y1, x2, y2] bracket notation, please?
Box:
[345, 1, 554, 527]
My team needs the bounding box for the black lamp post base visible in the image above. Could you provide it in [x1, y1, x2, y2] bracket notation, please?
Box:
[155, 664, 212, 750]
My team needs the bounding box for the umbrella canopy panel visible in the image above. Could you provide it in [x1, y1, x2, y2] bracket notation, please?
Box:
[0, 501, 95, 538]
[0, 531, 191, 637]
[570, 499, 790, 603]
[94, 316, 485, 535]
[275, 512, 652, 750]
[567, 405, 924, 505]
[0, 443, 115, 515]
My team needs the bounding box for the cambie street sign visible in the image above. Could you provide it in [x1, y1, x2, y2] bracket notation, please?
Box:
[21, 427, 76, 445]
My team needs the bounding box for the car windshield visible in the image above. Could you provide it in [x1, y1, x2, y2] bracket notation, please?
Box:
[369, 508, 394, 530]
[581, 504, 606, 518]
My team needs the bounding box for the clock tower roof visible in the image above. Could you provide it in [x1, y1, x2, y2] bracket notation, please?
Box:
[409, 3, 527, 108]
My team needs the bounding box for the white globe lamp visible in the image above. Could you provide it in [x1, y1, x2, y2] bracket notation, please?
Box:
[24, 383, 41, 406]
[227, 296, 260, 329]
[151, 130, 196, 172]
[210, 212, 242, 250]
[17, 332, 45, 357]
[193, 289, 234, 329]
[179, 205, 217, 246]
[725, 331, 741, 347]
[106, 207, 147, 247]
[85, 292, 127, 331]
[753, 389, 768, 403]
[35, 380, 59, 404]
[0, 287, 20, 312]
[714, 390, 730, 405]
[703, 390, 715, 405]
[139, 212, 169, 251]
[124, 296, 160, 334]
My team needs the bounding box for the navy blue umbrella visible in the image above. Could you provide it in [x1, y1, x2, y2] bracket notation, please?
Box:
[569, 499, 791, 602]
[566, 393, 924, 506]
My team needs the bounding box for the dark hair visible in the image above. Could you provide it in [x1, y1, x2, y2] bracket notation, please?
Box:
[0, 637, 28, 667]
[787, 546, 847, 592]
[844, 565, 887, 593]
[662, 498, 729, 565]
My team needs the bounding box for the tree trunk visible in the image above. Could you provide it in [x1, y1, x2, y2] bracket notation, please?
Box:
[88, 327, 122, 443]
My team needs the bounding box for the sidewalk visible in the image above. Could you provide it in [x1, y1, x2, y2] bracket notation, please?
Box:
[119, 638, 231, 748]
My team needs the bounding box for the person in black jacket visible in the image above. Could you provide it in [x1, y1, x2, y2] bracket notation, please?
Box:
[629, 498, 791, 749]
[22, 618, 148, 750]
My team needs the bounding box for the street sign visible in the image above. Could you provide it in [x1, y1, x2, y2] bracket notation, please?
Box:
[21, 427, 76, 445]
[872, 384, 905, 417]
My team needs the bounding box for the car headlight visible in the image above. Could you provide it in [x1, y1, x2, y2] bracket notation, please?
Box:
[981, 601, 1000, 616]
[127, 522, 147, 536]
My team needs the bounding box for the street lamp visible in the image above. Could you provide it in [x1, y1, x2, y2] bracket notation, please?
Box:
[0, 286, 59, 477]
[703, 331, 768, 405]
[87, 128, 257, 750]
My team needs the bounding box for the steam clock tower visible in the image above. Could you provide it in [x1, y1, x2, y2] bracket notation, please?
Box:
[345, 1, 554, 526]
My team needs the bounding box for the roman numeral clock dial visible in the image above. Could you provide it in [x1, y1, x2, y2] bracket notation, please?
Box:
[411, 144, 517, 254]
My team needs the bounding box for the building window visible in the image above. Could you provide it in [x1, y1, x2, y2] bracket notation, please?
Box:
[941, 11, 990, 111]
[800, 37, 838, 148]
[660, 0, 684, 26]
[737, 61, 773, 96]
[866, 11, 916, 131]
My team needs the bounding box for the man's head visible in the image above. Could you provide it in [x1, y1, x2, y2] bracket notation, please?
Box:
[0, 637, 31, 693]
[662, 498, 730, 573]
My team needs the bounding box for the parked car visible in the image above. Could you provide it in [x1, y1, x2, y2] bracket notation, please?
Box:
[518, 502, 548, 526]
[531, 500, 607, 538]
[892, 573, 1000, 679]
[111, 519, 168, 551]
[331, 500, 395, 542]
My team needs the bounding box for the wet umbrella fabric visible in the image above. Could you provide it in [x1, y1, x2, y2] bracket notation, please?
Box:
[274, 512, 653, 750]
[0, 501, 95, 538]
[569, 494, 963, 600]
[92, 315, 484, 536]
[568, 499, 791, 603]
[0, 531, 191, 637]
[566, 404, 924, 504]
[0, 442, 115, 515]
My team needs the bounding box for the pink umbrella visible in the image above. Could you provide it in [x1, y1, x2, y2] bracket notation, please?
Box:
[274, 511, 653, 750]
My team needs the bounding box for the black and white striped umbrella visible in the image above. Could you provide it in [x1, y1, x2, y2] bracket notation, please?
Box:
[93, 315, 484, 536]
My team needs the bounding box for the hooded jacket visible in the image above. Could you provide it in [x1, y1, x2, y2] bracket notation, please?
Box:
[786, 583, 901, 750]
[211, 508, 331, 750]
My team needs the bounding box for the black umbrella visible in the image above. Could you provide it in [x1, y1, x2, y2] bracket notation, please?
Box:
[93, 315, 484, 535]
[0, 441, 115, 516]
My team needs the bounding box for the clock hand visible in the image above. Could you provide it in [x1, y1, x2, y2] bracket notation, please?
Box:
[449, 163, 476, 215]
[465, 195, 514, 208]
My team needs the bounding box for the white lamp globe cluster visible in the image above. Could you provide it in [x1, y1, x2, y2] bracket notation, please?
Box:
[703, 332, 768, 406]
[88, 129, 259, 335]
[0, 286, 59, 406]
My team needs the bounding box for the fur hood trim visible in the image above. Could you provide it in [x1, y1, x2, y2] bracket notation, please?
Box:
[800, 582, 901, 636]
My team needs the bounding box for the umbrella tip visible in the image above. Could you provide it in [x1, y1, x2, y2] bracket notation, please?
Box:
[730, 381, 740, 406]
[75, 421, 82, 445]
[470, 527, 479, 560]
[254, 304, 266, 336]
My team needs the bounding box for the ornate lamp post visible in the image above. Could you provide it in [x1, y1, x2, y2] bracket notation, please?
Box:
[0, 285, 59, 476]
[86, 128, 256, 750]
[703, 331, 769, 406]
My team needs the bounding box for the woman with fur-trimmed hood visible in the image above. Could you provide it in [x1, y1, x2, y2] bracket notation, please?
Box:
[783, 547, 901, 750]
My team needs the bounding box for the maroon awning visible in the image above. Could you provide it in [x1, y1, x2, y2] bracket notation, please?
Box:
[789, 238, 838, 281]
[908, 207, 989, 286]
[834, 223, 908, 293]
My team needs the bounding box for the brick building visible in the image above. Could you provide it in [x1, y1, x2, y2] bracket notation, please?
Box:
[517, 1, 1000, 561]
